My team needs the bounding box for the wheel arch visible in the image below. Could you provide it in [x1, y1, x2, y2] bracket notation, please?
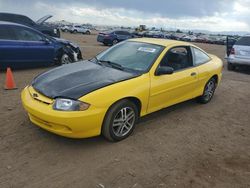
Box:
[101, 96, 142, 138]
[211, 74, 219, 86]
[107, 97, 142, 117]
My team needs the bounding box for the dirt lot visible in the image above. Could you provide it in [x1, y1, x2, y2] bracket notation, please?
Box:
[0, 32, 250, 188]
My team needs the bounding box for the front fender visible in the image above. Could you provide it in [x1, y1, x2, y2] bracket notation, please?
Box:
[79, 74, 150, 117]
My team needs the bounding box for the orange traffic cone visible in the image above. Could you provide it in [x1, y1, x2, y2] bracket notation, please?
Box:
[5, 67, 17, 90]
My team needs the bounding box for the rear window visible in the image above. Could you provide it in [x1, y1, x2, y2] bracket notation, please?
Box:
[235, 36, 250, 46]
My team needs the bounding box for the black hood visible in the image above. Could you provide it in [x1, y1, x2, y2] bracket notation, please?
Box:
[32, 61, 140, 99]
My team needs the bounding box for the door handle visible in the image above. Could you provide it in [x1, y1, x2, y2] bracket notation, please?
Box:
[191, 72, 197, 76]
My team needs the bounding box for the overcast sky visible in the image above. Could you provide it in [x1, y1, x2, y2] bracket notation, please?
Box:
[0, 0, 250, 31]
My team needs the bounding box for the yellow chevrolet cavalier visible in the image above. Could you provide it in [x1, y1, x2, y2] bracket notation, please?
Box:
[21, 38, 223, 141]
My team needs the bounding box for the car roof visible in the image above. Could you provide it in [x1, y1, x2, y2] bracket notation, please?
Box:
[0, 21, 45, 35]
[129, 38, 192, 47]
[0, 12, 26, 17]
[0, 20, 25, 26]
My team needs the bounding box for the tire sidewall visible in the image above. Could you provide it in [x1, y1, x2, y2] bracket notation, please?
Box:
[102, 100, 138, 141]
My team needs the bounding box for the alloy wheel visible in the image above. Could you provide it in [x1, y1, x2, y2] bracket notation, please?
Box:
[61, 54, 71, 65]
[112, 107, 135, 137]
[204, 80, 215, 101]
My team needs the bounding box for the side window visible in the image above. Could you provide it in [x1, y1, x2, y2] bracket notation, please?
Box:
[159, 46, 193, 71]
[0, 26, 15, 40]
[123, 31, 131, 36]
[115, 31, 122, 35]
[192, 47, 210, 65]
[13, 27, 43, 41]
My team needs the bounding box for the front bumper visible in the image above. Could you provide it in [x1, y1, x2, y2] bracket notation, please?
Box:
[21, 86, 106, 138]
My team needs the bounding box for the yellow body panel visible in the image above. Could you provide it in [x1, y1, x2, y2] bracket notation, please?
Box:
[21, 38, 223, 138]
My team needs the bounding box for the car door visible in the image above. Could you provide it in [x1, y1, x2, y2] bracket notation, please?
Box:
[148, 46, 198, 113]
[0, 25, 31, 69]
[12, 26, 55, 67]
[226, 36, 239, 57]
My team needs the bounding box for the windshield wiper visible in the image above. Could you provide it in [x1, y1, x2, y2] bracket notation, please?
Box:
[90, 57, 103, 65]
[99, 60, 124, 70]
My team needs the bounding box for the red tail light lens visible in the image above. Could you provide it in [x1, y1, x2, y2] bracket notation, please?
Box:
[230, 48, 235, 55]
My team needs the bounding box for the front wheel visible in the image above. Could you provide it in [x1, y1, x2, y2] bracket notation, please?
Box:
[197, 78, 216, 104]
[60, 54, 72, 65]
[102, 100, 138, 142]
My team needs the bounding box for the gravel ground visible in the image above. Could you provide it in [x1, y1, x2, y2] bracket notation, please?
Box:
[0, 32, 250, 188]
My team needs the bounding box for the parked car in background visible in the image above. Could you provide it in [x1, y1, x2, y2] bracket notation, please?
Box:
[97, 30, 133, 46]
[21, 38, 223, 141]
[0, 21, 82, 69]
[180, 35, 197, 42]
[0, 12, 60, 37]
[69, 25, 91, 34]
[226, 35, 250, 70]
[195, 35, 209, 43]
[144, 31, 165, 38]
[61, 25, 71, 32]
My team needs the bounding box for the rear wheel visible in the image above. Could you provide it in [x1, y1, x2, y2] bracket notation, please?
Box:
[102, 100, 138, 142]
[112, 39, 118, 45]
[73, 30, 77, 34]
[197, 78, 216, 104]
[86, 31, 90, 35]
[227, 62, 235, 71]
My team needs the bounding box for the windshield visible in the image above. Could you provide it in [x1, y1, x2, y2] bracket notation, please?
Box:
[96, 41, 164, 72]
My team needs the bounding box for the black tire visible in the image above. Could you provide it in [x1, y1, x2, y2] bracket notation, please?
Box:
[112, 39, 118, 45]
[197, 78, 217, 104]
[227, 62, 235, 71]
[73, 30, 77, 34]
[86, 31, 90, 35]
[102, 100, 138, 142]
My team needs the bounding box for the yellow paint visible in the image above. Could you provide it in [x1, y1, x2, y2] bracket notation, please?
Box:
[21, 38, 223, 138]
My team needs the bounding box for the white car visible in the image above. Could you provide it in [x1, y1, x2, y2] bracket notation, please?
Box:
[61, 25, 71, 32]
[69, 25, 91, 34]
[227, 35, 250, 70]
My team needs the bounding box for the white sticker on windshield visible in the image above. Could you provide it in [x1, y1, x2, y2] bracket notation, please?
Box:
[138, 47, 156, 53]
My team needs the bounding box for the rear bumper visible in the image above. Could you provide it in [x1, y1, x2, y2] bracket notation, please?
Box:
[227, 57, 250, 65]
[97, 36, 113, 44]
[97, 35, 104, 43]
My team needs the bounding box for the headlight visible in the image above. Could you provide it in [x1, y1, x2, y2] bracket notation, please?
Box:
[53, 98, 90, 111]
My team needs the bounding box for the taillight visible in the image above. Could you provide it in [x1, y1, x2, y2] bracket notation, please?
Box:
[230, 48, 235, 55]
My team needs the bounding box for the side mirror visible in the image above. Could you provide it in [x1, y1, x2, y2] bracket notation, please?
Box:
[155, 66, 174, 76]
[43, 38, 51, 44]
